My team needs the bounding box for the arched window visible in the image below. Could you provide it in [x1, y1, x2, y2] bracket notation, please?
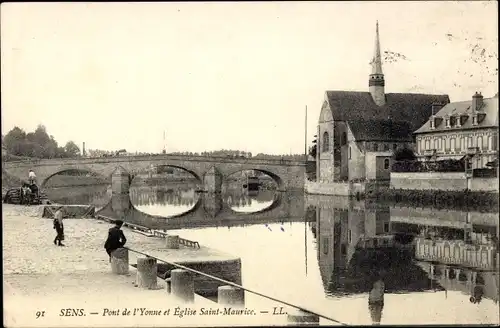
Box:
[322, 131, 330, 152]
[374, 143, 379, 151]
[384, 158, 390, 170]
[488, 136, 493, 150]
[450, 138, 456, 152]
[341, 132, 347, 146]
[477, 136, 483, 150]
[425, 140, 430, 150]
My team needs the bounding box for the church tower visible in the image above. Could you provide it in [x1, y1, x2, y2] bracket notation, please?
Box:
[369, 21, 386, 106]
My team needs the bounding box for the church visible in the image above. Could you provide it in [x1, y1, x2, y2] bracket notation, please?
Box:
[316, 22, 450, 184]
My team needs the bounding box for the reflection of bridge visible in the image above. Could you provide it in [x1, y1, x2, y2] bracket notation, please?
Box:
[3, 154, 305, 192]
[129, 187, 274, 208]
[97, 191, 307, 229]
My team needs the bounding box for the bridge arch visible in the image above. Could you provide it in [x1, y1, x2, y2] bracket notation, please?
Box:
[223, 168, 284, 190]
[130, 164, 202, 185]
[41, 167, 110, 189]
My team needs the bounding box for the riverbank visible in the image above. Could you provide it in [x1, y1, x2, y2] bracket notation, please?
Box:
[3, 204, 289, 327]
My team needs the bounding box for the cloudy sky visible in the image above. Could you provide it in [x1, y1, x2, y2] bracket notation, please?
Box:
[1, 1, 497, 154]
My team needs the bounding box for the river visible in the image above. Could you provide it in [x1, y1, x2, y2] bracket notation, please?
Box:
[44, 183, 499, 325]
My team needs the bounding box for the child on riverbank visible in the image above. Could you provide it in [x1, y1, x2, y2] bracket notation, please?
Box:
[53, 207, 65, 246]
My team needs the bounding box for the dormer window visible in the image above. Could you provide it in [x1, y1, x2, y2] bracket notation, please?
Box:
[455, 115, 461, 127]
[430, 118, 435, 129]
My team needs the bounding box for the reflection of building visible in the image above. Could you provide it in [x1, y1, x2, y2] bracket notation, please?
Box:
[414, 92, 498, 169]
[314, 198, 447, 324]
[312, 195, 500, 323]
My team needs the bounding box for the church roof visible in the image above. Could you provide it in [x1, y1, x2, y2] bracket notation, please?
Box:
[325, 91, 450, 141]
[414, 96, 498, 134]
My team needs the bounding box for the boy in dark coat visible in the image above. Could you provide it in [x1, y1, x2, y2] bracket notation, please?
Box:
[104, 220, 127, 262]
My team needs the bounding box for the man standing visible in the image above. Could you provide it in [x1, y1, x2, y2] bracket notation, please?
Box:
[53, 207, 65, 246]
[104, 220, 127, 262]
[28, 170, 36, 185]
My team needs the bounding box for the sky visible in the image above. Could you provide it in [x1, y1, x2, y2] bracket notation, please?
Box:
[1, 1, 498, 154]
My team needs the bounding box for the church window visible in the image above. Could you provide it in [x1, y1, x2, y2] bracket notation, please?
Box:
[348, 230, 352, 243]
[341, 132, 347, 146]
[384, 158, 390, 170]
[322, 238, 329, 255]
[322, 131, 330, 152]
[348, 146, 352, 159]
[374, 143, 379, 151]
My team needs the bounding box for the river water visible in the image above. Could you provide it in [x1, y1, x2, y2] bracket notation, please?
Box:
[45, 183, 500, 325]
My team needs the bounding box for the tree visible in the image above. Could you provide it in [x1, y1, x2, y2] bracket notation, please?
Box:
[4, 127, 27, 156]
[64, 141, 80, 158]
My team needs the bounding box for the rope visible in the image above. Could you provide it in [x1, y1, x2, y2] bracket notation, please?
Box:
[125, 247, 348, 326]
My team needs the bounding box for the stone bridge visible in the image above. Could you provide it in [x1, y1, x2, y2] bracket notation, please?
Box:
[3, 154, 306, 192]
[97, 192, 308, 230]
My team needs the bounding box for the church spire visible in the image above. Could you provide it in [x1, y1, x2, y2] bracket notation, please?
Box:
[369, 20, 386, 106]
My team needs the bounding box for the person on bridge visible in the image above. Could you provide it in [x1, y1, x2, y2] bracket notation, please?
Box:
[28, 170, 36, 185]
[104, 220, 127, 262]
[53, 207, 65, 246]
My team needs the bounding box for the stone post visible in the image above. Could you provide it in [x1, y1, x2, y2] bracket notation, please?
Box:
[136, 257, 158, 290]
[171, 269, 195, 303]
[112, 167, 131, 195]
[203, 166, 222, 193]
[286, 309, 320, 326]
[165, 235, 180, 249]
[217, 286, 245, 307]
[165, 278, 172, 294]
[110, 248, 129, 275]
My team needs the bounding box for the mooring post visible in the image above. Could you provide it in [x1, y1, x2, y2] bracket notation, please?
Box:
[171, 269, 195, 303]
[165, 278, 172, 294]
[286, 308, 320, 326]
[110, 248, 129, 275]
[217, 285, 245, 307]
[136, 257, 158, 290]
[165, 235, 180, 249]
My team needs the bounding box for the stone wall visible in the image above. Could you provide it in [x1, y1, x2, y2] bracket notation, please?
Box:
[391, 172, 499, 192]
[305, 180, 350, 196]
[391, 172, 467, 191]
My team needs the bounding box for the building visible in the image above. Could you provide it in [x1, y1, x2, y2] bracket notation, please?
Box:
[414, 92, 499, 169]
[316, 22, 450, 184]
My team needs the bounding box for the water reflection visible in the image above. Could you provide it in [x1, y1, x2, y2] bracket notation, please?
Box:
[49, 184, 499, 325]
[129, 185, 275, 217]
[310, 195, 499, 325]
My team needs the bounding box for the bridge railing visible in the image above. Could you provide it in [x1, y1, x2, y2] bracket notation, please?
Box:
[4, 153, 305, 166]
[96, 215, 200, 249]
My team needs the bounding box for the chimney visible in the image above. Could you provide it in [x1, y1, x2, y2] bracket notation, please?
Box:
[472, 92, 483, 111]
[82, 142, 86, 157]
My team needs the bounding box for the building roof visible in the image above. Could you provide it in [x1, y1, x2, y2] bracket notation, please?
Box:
[325, 91, 450, 142]
[414, 96, 499, 134]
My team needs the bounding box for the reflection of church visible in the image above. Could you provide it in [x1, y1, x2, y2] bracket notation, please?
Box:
[312, 197, 499, 324]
